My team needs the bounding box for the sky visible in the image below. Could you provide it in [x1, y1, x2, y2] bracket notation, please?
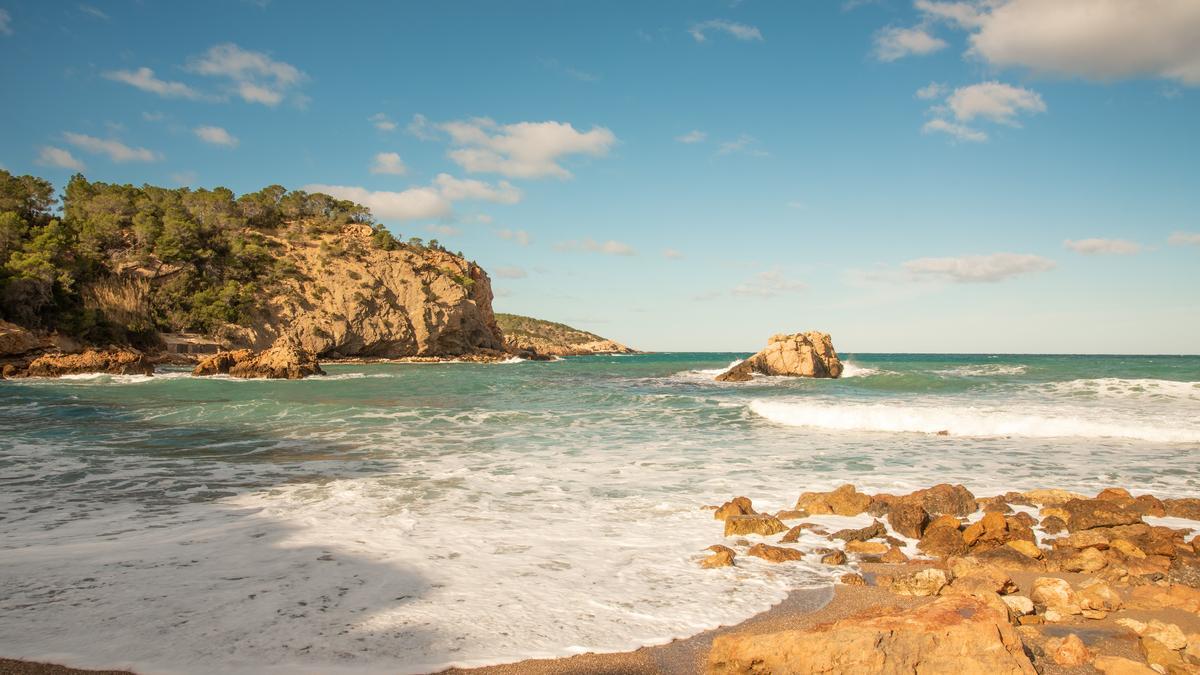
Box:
[1, 0, 1198, 353]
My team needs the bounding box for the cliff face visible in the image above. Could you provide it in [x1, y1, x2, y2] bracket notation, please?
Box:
[495, 313, 636, 357]
[224, 224, 504, 358]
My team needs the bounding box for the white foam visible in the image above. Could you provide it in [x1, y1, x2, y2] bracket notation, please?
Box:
[749, 398, 1200, 443]
[1039, 378, 1200, 401]
[935, 364, 1028, 377]
[840, 362, 879, 378]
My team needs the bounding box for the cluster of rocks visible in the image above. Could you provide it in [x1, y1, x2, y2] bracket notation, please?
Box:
[192, 341, 325, 379]
[1, 319, 155, 380]
[702, 483, 1200, 674]
[715, 331, 843, 382]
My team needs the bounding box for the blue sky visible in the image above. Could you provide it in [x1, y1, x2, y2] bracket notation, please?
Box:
[2, 1, 1198, 353]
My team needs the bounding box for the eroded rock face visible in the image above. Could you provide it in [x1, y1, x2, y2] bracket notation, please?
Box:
[706, 594, 1036, 674]
[723, 514, 787, 537]
[11, 348, 154, 378]
[193, 342, 324, 380]
[715, 331, 842, 382]
[746, 543, 805, 563]
[0, 320, 41, 356]
[795, 484, 872, 516]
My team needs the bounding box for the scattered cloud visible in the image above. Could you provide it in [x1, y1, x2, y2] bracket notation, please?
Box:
[0, 9, 11, 35]
[433, 173, 521, 203]
[407, 113, 437, 140]
[947, 81, 1045, 125]
[873, 26, 947, 61]
[36, 146, 85, 171]
[63, 132, 159, 162]
[554, 238, 636, 256]
[370, 151, 407, 175]
[689, 19, 763, 42]
[676, 130, 707, 144]
[369, 113, 396, 132]
[187, 43, 306, 106]
[425, 224, 461, 237]
[663, 248, 685, 260]
[731, 269, 807, 298]
[922, 118, 988, 142]
[914, 0, 986, 29]
[1064, 238, 1142, 255]
[492, 266, 528, 279]
[1168, 231, 1200, 246]
[496, 228, 532, 245]
[193, 125, 239, 148]
[78, 4, 109, 20]
[716, 133, 768, 156]
[916, 82, 947, 99]
[965, 0, 1200, 86]
[440, 118, 617, 179]
[904, 252, 1055, 283]
[304, 184, 451, 222]
[104, 67, 206, 100]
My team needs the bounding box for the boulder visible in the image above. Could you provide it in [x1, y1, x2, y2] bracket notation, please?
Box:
[194, 342, 324, 379]
[0, 319, 41, 356]
[1058, 546, 1107, 573]
[903, 484, 978, 518]
[1140, 637, 1187, 673]
[840, 572, 866, 586]
[1093, 656, 1159, 675]
[1061, 498, 1144, 532]
[890, 568, 949, 596]
[1078, 578, 1122, 613]
[1170, 553, 1200, 588]
[821, 550, 848, 565]
[1030, 577, 1081, 618]
[888, 501, 930, 539]
[17, 348, 154, 377]
[746, 543, 804, 563]
[1023, 489, 1087, 506]
[832, 520, 887, 542]
[723, 514, 787, 537]
[918, 522, 969, 558]
[846, 540, 890, 555]
[795, 484, 871, 516]
[946, 567, 1017, 597]
[1002, 595, 1034, 616]
[1040, 516, 1067, 534]
[1164, 498, 1200, 520]
[1006, 540, 1044, 559]
[714, 497, 756, 521]
[974, 545, 1048, 572]
[1046, 634, 1092, 666]
[881, 546, 910, 563]
[714, 331, 843, 382]
[701, 545, 737, 569]
[706, 594, 1036, 674]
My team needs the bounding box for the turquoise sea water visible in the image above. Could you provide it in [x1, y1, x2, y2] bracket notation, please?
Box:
[1, 353, 1198, 672]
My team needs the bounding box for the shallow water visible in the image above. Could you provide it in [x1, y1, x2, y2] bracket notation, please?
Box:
[1, 353, 1197, 673]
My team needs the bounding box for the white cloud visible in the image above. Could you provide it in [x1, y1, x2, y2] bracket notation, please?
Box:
[731, 269, 807, 298]
[663, 248, 685, 260]
[916, 82, 947, 99]
[1063, 238, 1142, 255]
[470, 214, 493, 225]
[492, 266, 528, 279]
[915, 0, 986, 29]
[79, 4, 109, 20]
[63, 132, 159, 162]
[922, 118, 988, 142]
[874, 26, 947, 61]
[676, 130, 707, 144]
[305, 184, 451, 222]
[104, 67, 205, 100]
[370, 152, 407, 175]
[689, 19, 763, 42]
[554, 238, 636, 256]
[193, 125, 238, 148]
[966, 0, 1200, 86]
[1168, 231, 1200, 246]
[440, 118, 617, 179]
[946, 81, 1045, 125]
[425, 224, 461, 237]
[187, 43, 306, 106]
[369, 113, 396, 132]
[36, 146, 85, 171]
[716, 133, 767, 156]
[407, 113, 437, 140]
[0, 9, 13, 36]
[433, 173, 521, 203]
[496, 228, 532, 245]
[904, 252, 1055, 282]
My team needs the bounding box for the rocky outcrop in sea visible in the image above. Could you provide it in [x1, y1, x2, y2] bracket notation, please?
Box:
[716, 331, 843, 381]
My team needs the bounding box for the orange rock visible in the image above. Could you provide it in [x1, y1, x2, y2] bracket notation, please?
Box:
[714, 496, 756, 521]
[746, 543, 804, 563]
[794, 484, 871, 516]
[723, 514, 787, 537]
[1046, 633, 1092, 666]
[839, 572, 866, 586]
[821, 550, 847, 565]
[846, 540, 889, 555]
[881, 547, 909, 564]
[701, 546, 736, 568]
[1093, 655, 1158, 675]
[1006, 540, 1044, 559]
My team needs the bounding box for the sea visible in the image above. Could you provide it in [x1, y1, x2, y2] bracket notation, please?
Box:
[1, 353, 1198, 673]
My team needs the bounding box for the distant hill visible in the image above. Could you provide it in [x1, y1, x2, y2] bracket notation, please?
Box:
[495, 313, 637, 356]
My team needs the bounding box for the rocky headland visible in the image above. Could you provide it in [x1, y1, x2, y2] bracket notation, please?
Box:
[495, 313, 637, 357]
[716, 331, 843, 382]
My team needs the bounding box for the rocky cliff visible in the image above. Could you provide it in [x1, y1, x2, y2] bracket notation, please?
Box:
[495, 313, 636, 357]
[219, 224, 504, 358]
[716, 331, 842, 381]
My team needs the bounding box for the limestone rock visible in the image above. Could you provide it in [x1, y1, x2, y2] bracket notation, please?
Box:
[1141, 637, 1187, 673]
[701, 545, 736, 569]
[746, 543, 804, 563]
[194, 342, 324, 379]
[888, 501, 930, 539]
[1031, 577, 1081, 618]
[1023, 489, 1088, 506]
[1046, 634, 1092, 666]
[714, 331, 843, 382]
[881, 546, 910, 563]
[1002, 595, 1034, 616]
[918, 522, 969, 558]
[1040, 515, 1067, 534]
[832, 520, 886, 542]
[1007, 540, 1044, 559]
[16, 348, 153, 378]
[706, 594, 1036, 674]
[846, 540, 890, 555]
[821, 550, 848, 565]
[714, 497, 756, 521]
[1164, 498, 1200, 520]
[1128, 584, 1200, 614]
[1093, 655, 1159, 675]
[840, 572, 866, 586]
[890, 568, 949, 596]
[794, 484, 871, 516]
[723, 514, 787, 537]
[1078, 578, 1122, 613]
[1062, 498, 1144, 532]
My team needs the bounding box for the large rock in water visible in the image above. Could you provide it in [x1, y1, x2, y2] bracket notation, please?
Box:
[715, 331, 842, 382]
[12, 348, 154, 378]
[707, 594, 1035, 674]
[193, 342, 324, 379]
